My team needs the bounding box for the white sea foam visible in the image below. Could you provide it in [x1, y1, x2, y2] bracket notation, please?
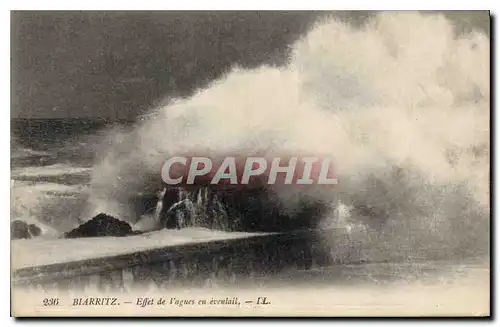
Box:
[11, 164, 91, 178]
[18, 12, 489, 261]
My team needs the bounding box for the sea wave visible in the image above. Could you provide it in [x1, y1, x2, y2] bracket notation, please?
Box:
[85, 12, 489, 261]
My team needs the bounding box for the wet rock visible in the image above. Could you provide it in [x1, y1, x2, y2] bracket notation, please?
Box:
[28, 223, 42, 237]
[11, 220, 41, 239]
[156, 186, 327, 232]
[64, 213, 136, 238]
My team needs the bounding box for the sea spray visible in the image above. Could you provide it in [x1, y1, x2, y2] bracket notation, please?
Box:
[85, 12, 489, 260]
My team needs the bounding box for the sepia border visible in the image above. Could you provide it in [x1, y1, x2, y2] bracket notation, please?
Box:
[4, 2, 497, 324]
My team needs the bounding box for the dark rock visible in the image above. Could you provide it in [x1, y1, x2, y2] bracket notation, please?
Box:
[11, 220, 31, 239]
[64, 213, 135, 238]
[11, 220, 41, 239]
[156, 186, 328, 232]
[27, 223, 42, 237]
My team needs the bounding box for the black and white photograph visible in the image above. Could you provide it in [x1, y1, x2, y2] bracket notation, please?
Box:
[10, 10, 490, 317]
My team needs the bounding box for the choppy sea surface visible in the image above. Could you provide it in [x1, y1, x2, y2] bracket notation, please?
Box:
[11, 119, 125, 235]
[10, 118, 490, 315]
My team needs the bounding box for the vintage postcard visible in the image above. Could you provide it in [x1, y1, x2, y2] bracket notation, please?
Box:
[10, 10, 490, 317]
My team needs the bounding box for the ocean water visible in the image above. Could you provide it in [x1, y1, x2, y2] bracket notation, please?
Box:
[10, 119, 123, 234]
[10, 12, 490, 266]
[9, 14, 491, 318]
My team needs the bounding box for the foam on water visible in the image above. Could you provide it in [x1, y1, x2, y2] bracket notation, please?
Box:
[11, 178, 90, 233]
[83, 12, 489, 261]
[11, 164, 92, 178]
[11, 13, 489, 263]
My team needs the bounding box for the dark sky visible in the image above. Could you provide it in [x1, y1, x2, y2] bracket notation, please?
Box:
[11, 11, 325, 120]
[11, 11, 489, 120]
